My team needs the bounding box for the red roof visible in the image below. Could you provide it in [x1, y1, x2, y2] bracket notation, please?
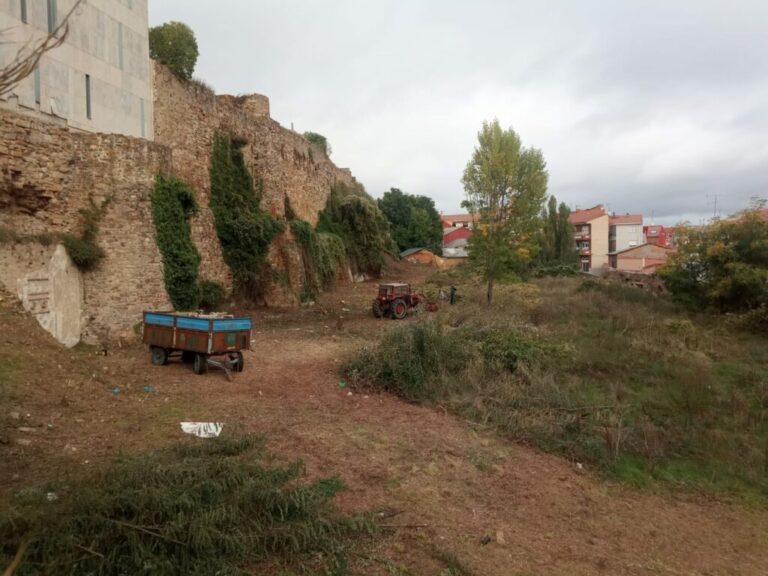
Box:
[443, 227, 473, 246]
[610, 214, 643, 225]
[441, 213, 476, 224]
[569, 205, 607, 225]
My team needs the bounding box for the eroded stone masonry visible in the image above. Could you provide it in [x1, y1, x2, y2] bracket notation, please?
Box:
[0, 63, 361, 345]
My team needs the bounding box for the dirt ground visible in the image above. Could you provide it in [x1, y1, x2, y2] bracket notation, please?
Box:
[1, 263, 767, 575]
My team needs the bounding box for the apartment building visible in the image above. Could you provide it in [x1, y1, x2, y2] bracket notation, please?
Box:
[569, 205, 610, 273]
[0, 0, 153, 139]
[609, 213, 644, 253]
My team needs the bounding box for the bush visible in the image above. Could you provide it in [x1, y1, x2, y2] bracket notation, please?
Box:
[303, 131, 331, 156]
[0, 435, 369, 575]
[149, 21, 199, 80]
[62, 234, 105, 271]
[151, 175, 201, 311]
[345, 320, 471, 402]
[210, 134, 284, 299]
[198, 280, 226, 311]
[63, 196, 110, 271]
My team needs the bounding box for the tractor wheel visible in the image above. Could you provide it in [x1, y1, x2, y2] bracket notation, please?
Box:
[391, 298, 407, 320]
[193, 353, 208, 375]
[234, 351, 245, 372]
[372, 300, 384, 318]
[150, 347, 168, 366]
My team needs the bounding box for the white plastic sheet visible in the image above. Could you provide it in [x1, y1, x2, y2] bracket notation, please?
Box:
[180, 422, 224, 438]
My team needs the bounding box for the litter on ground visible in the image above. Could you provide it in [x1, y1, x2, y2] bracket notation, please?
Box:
[180, 422, 224, 438]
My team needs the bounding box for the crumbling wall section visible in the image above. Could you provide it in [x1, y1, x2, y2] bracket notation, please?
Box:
[0, 107, 172, 342]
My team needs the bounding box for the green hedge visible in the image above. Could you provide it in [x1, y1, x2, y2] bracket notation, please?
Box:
[291, 219, 346, 298]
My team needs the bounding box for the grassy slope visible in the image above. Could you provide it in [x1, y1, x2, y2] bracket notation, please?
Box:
[348, 271, 768, 501]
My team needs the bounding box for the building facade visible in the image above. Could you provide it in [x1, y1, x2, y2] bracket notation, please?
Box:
[570, 205, 610, 273]
[0, 0, 153, 139]
[609, 214, 644, 253]
[608, 243, 672, 274]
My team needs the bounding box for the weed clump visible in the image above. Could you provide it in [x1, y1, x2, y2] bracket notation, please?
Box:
[0, 435, 370, 575]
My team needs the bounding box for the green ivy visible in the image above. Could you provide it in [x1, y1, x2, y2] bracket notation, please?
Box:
[63, 196, 111, 271]
[210, 134, 284, 299]
[198, 279, 226, 310]
[291, 219, 346, 297]
[151, 175, 201, 310]
[317, 182, 392, 276]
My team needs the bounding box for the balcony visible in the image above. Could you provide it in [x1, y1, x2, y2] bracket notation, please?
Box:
[574, 233, 591, 241]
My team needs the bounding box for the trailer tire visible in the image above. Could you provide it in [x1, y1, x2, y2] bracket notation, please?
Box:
[234, 351, 245, 372]
[193, 353, 208, 375]
[151, 347, 168, 366]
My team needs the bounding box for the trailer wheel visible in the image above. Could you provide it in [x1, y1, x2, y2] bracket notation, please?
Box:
[151, 347, 168, 366]
[391, 299, 407, 320]
[193, 353, 208, 375]
[372, 300, 383, 318]
[234, 351, 245, 372]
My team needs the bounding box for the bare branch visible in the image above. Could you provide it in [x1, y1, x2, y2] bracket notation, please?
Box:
[0, 0, 85, 98]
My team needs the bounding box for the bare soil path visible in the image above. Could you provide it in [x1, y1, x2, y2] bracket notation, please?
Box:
[1, 267, 767, 575]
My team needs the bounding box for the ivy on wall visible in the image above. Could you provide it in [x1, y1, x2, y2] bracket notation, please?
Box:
[151, 174, 201, 310]
[317, 182, 393, 276]
[290, 219, 346, 299]
[209, 134, 284, 299]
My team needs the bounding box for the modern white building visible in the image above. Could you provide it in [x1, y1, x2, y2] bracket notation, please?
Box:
[0, 0, 153, 139]
[609, 214, 644, 253]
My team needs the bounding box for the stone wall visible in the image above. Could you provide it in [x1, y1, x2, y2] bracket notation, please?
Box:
[0, 107, 172, 342]
[0, 63, 363, 344]
[153, 63, 358, 305]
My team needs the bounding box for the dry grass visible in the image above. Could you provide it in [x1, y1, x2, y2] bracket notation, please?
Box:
[348, 275, 768, 500]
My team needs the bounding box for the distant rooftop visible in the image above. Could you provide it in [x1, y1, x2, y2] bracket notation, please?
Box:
[569, 205, 607, 224]
[610, 214, 643, 225]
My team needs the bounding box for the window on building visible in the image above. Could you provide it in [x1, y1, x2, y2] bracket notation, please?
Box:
[85, 74, 92, 120]
[581, 260, 590, 273]
[118, 23, 124, 70]
[20, 0, 28, 23]
[46, 0, 57, 33]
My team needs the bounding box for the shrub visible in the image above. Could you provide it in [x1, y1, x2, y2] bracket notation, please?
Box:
[0, 435, 370, 575]
[151, 175, 201, 311]
[149, 21, 199, 80]
[303, 131, 331, 156]
[62, 234, 105, 270]
[198, 280, 226, 311]
[210, 134, 284, 300]
[63, 196, 110, 271]
[345, 320, 471, 402]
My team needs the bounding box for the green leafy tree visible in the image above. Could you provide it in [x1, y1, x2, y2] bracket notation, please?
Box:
[537, 195, 577, 265]
[378, 188, 443, 254]
[661, 204, 768, 313]
[462, 120, 549, 305]
[149, 21, 199, 80]
[303, 132, 331, 156]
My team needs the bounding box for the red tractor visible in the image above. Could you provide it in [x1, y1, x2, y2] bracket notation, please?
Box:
[372, 283, 423, 319]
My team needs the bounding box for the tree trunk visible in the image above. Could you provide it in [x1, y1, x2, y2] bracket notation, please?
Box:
[486, 274, 494, 306]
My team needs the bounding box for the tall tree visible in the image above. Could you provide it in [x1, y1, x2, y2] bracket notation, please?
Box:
[462, 120, 549, 305]
[149, 21, 199, 80]
[538, 195, 576, 265]
[378, 188, 443, 255]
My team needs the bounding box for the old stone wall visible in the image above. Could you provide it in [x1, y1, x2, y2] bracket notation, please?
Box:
[153, 63, 358, 305]
[0, 107, 172, 342]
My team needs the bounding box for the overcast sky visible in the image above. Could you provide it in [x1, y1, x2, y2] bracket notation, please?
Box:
[149, 1, 768, 225]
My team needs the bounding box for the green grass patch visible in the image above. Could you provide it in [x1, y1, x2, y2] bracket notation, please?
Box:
[0, 435, 372, 575]
[346, 276, 768, 501]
